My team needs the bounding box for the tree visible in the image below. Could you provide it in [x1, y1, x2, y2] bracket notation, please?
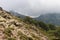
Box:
[24, 16, 33, 23]
[54, 28, 60, 39]
[48, 24, 56, 30]
[24, 16, 38, 26]
[38, 21, 49, 31]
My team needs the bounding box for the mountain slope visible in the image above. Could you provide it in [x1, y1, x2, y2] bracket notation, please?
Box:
[0, 7, 49, 40]
[36, 13, 60, 25]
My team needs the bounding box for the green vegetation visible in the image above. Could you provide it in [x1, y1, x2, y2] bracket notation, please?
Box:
[23, 16, 60, 40]
[48, 24, 56, 30]
[38, 21, 49, 31]
[18, 31, 33, 40]
[7, 37, 16, 40]
[24, 16, 49, 31]
[3, 28, 12, 37]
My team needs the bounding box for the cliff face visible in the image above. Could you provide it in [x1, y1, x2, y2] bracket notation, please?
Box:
[0, 7, 48, 40]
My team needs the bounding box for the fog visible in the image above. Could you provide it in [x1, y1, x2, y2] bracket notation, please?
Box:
[0, 0, 60, 17]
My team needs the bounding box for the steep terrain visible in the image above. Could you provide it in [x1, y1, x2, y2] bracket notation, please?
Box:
[0, 7, 48, 40]
[36, 13, 60, 25]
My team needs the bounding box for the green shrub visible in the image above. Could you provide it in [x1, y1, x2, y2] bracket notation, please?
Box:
[48, 24, 56, 30]
[3, 28, 12, 37]
[38, 21, 49, 31]
[18, 31, 33, 40]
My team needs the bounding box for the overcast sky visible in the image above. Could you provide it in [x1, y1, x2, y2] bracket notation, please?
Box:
[0, 0, 60, 17]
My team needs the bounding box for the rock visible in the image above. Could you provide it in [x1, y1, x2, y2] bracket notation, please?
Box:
[0, 7, 3, 11]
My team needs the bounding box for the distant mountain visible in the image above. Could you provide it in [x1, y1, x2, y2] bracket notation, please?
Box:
[10, 10, 26, 18]
[35, 13, 60, 25]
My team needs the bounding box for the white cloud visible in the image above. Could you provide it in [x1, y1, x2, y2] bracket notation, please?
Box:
[0, 0, 60, 17]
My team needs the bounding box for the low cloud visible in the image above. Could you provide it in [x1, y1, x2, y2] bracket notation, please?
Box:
[0, 0, 60, 17]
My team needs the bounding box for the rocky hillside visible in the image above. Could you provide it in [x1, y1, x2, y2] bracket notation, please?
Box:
[0, 7, 48, 40]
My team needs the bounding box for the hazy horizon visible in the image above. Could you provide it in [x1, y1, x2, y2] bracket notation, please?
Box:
[0, 0, 60, 17]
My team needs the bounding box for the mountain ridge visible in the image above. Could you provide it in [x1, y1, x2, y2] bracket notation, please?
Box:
[35, 13, 60, 25]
